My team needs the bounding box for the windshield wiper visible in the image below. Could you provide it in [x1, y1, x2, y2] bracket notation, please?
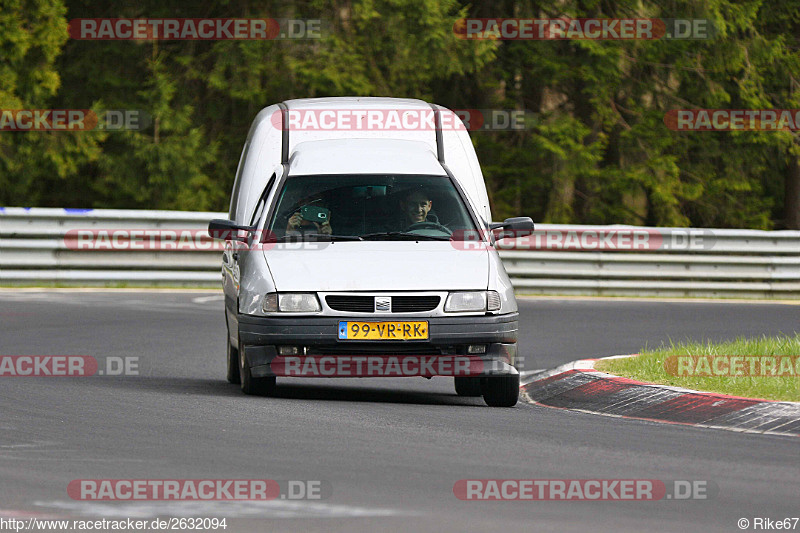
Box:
[310, 233, 363, 241]
[359, 231, 450, 241]
[276, 233, 363, 242]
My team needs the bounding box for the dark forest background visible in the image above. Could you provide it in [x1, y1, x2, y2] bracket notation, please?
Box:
[2, 0, 799, 228]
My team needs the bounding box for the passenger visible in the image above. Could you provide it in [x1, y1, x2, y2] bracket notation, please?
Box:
[286, 211, 332, 235]
[285, 197, 333, 236]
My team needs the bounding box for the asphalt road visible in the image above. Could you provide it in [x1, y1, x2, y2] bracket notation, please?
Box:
[0, 291, 798, 532]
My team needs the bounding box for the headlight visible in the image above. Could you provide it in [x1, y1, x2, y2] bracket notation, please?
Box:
[262, 293, 321, 313]
[444, 291, 501, 312]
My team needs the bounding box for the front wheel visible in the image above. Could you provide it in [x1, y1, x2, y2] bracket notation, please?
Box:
[481, 374, 519, 407]
[239, 347, 276, 396]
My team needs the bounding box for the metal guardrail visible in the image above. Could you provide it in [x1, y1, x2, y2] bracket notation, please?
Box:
[1, 207, 799, 298]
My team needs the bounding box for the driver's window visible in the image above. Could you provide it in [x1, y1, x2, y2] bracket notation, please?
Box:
[249, 173, 276, 227]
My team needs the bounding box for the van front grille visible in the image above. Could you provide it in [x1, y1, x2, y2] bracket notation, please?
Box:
[390, 296, 440, 312]
[325, 295, 441, 313]
[326, 296, 374, 312]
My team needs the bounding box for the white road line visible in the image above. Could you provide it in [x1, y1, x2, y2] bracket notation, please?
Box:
[0, 509, 67, 519]
[35, 500, 409, 519]
[192, 295, 225, 304]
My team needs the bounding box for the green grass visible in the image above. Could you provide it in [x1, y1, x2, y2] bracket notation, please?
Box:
[595, 334, 800, 402]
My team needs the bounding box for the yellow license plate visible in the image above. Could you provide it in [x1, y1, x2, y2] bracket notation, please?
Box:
[338, 321, 428, 340]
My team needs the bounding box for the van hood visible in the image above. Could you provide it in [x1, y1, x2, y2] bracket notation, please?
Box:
[263, 241, 488, 292]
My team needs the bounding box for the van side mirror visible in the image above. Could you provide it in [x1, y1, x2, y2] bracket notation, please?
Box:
[208, 219, 251, 241]
[490, 217, 535, 240]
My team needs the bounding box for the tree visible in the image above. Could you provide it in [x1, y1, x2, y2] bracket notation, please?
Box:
[0, 0, 102, 207]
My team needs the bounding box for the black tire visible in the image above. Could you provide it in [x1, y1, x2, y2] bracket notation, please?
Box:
[239, 346, 277, 396]
[226, 341, 241, 384]
[454, 377, 482, 397]
[481, 374, 519, 407]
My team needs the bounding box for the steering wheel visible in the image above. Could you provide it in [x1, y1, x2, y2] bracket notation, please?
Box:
[405, 221, 452, 236]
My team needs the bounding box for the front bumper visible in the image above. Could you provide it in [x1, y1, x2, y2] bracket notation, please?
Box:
[237, 313, 519, 378]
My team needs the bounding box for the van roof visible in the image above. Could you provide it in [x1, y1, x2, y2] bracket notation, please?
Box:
[284, 97, 432, 112]
[230, 97, 492, 228]
[288, 138, 446, 176]
[280, 97, 444, 161]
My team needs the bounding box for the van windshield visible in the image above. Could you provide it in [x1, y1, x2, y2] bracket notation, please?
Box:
[267, 174, 479, 241]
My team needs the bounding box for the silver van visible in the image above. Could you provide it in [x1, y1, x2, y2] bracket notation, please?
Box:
[209, 97, 533, 407]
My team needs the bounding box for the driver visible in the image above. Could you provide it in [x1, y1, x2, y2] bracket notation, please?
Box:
[398, 188, 438, 229]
